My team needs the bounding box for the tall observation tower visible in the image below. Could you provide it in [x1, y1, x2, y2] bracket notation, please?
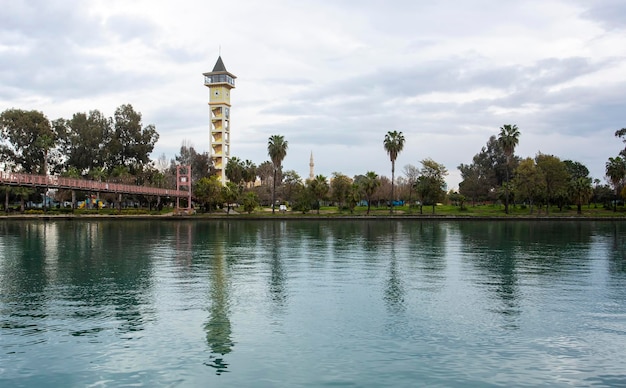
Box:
[203, 56, 236, 185]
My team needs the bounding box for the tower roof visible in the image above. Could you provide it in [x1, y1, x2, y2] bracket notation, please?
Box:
[213, 56, 227, 72]
[203, 56, 237, 79]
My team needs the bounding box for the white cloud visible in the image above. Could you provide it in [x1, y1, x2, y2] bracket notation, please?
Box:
[1, 0, 626, 189]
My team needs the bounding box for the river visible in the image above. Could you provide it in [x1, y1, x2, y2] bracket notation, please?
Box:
[1, 220, 625, 387]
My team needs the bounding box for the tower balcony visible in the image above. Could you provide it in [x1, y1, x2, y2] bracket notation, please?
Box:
[204, 74, 235, 87]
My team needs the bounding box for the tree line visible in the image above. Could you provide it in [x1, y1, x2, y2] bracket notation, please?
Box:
[0, 106, 169, 210]
[214, 125, 622, 216]
[2, 105, 623, 214]
[457, 124, 625, 214]
[195, 131, 449, 215]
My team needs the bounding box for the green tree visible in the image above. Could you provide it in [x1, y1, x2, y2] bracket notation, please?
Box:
[563, 160, 590, 180]
[414, 158, 448, 214]
[243, 159, 257, 188]
[569, 177, 593, 214]
[110, 165, 132, 184]
[292, 185, 313, 214]
[221, 182, 240, 214]
[347, 183, 361, 214]
[62, 166, 82, 179]
[108, 104, 159, 174]
[257, 161, 274, 186]
[0, 109, 55, 174]
[383, 130, 405, 214]
[282, 170, 303, 204]
[57, 110, 112, 175]
[593, 181, 613, 208]
[403, 164, 420, 207]
[330, 172, 352, 209]
[497, 124, 520, 214]
[308, 174, 329, 214]
[13, 186, 33, 213]
[458, 135, 510, 204]
[448, 191, 466, 210]
[225, 156, 245, 188]
[242, 191, 259, 214]
[34, 133, 56, 175]
[414, 176, 429, 215]
[357, 171, 380, 215]
[605, 156, 626, 211]
[174, 142, 214, 183]
[267, 135, 288, 213]
[614, 127, 626, 157]
[513, 157, 545, 214]
[457, 163, 483, 206]
[194, 176, 223, 212]
[563, 160, 591, 214]
[536, 153, 569, 214]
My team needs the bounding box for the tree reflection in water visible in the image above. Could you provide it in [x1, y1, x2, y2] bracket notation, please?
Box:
[384, 223, 406, 314]
[266, 222, 288, 311]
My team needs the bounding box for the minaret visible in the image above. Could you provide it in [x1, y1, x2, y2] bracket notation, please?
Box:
[203, 56, 236, 185]
[309, 151, 314, 181]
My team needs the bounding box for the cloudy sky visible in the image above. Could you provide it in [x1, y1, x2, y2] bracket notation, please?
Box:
[2, 0, 626, 188]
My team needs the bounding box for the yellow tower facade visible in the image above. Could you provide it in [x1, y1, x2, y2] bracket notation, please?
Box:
[203, 56, 236, 185]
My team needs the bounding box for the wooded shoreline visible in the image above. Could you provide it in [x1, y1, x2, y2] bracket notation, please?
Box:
[2, 214, 626, 221]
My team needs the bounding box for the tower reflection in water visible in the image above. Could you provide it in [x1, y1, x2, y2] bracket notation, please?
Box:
[202, 230, 234, 375]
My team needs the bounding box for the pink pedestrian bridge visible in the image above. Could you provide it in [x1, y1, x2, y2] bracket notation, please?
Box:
[0, 171, 189, 198]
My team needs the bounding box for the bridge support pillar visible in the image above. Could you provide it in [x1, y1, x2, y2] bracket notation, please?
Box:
[176, 165, 192, 213]
[71, 190, 76, 211]
[117, 193, 122, 212]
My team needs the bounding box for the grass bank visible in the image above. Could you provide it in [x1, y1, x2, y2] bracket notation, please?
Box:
[2, 203, 626, 220]
[205, 203, 626, 219]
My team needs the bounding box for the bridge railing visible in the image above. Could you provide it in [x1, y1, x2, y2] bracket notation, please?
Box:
[0, 171, 188, 198]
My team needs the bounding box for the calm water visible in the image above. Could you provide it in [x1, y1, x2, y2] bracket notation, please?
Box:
[1, 220, 626, 387]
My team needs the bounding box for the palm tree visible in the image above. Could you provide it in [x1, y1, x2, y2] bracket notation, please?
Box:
[225, 156, 245, 188]
[383, 131, 405, 214]
[243, 159, 257, 188]
[347, 183, 361, 214]
[13, 187, 32, 213]
[361, 171, 381, 215]
[267, 135, 288, 213]
[497, 124, 520, 214]
[257, 161, 273, 186]
[569, 177, 593, 214]
[89, 166, 107, 182]
[606, 156, 626, 212]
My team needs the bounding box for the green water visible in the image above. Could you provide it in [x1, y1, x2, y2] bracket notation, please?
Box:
[1, 220, 626, 387]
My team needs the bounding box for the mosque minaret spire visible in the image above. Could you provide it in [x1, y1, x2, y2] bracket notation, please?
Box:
[309, 151, 314, 181]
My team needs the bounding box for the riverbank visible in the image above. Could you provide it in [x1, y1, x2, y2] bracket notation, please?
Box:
[2, 213, 626, 221]
[2, 203, 625, 220]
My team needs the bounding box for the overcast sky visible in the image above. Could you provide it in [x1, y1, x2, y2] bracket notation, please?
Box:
[2, 0, 626, 188]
